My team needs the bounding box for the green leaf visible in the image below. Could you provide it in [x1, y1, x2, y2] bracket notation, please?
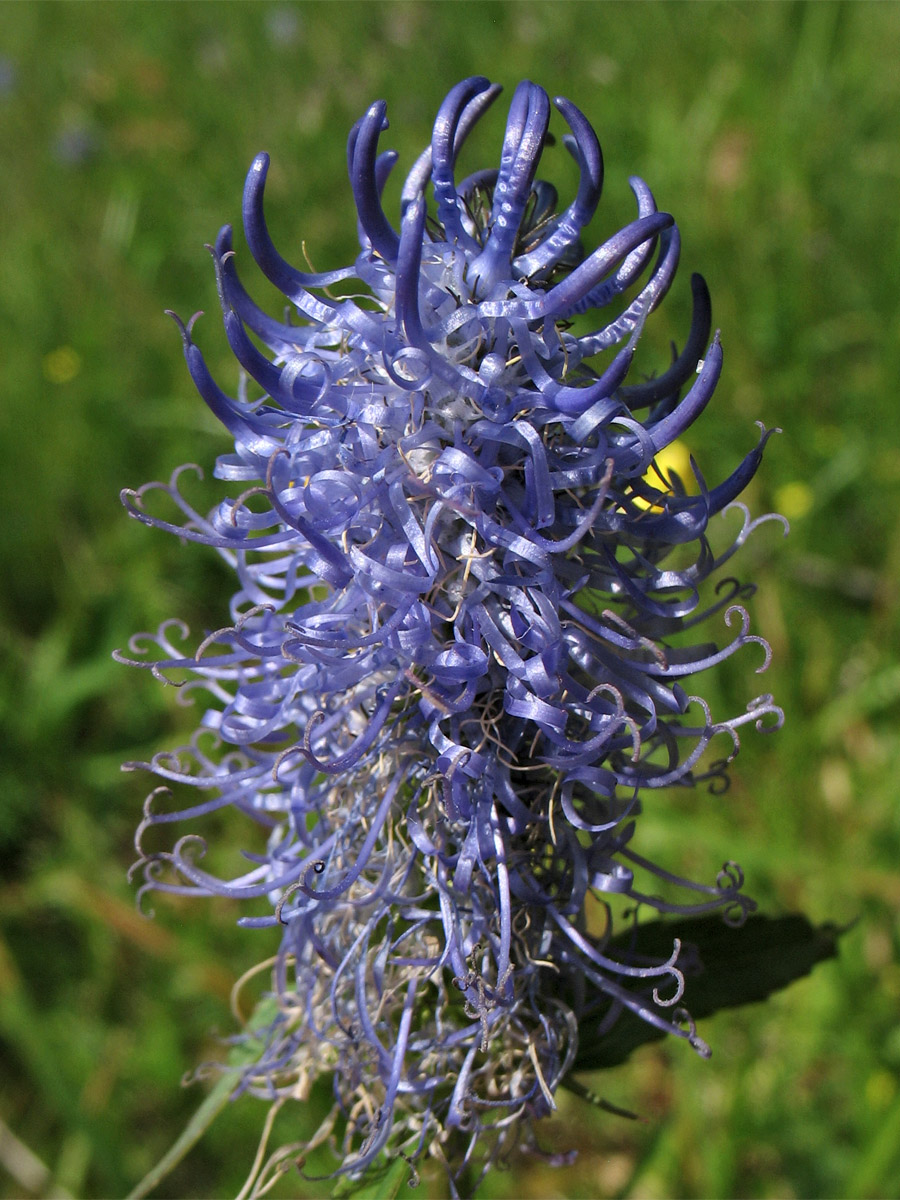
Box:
[571, 912, 842, 1073]
[332, 1155, 415, 1200]
[125, 995, 282, 1200]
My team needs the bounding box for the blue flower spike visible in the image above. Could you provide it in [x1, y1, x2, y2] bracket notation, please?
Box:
[119, 79, 786, 1193]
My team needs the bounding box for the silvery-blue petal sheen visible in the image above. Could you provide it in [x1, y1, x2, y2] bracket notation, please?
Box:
[119, 79, 785, 1189]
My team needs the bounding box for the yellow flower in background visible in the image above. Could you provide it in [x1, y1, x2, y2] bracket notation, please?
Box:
[775, 480, 813, 520]
[632, 438, 693, 509]
[43, 346, 82, 385]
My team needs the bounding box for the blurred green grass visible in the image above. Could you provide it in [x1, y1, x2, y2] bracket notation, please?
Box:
[1, 1, 898, 1196]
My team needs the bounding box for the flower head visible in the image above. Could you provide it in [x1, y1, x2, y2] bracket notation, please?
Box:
[120, 78, 783, 1190]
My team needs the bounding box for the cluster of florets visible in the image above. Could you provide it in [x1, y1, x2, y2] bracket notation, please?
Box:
[119, 77, 783, 1193]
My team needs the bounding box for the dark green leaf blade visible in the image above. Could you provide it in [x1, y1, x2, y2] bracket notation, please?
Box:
[571, 913, 841, 1073]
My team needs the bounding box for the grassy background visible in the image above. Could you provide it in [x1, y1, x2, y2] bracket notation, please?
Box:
[1, 1, 899, 1196]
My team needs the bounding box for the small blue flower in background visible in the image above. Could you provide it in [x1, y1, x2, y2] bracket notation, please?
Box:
[119, 77, 785, 1192]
